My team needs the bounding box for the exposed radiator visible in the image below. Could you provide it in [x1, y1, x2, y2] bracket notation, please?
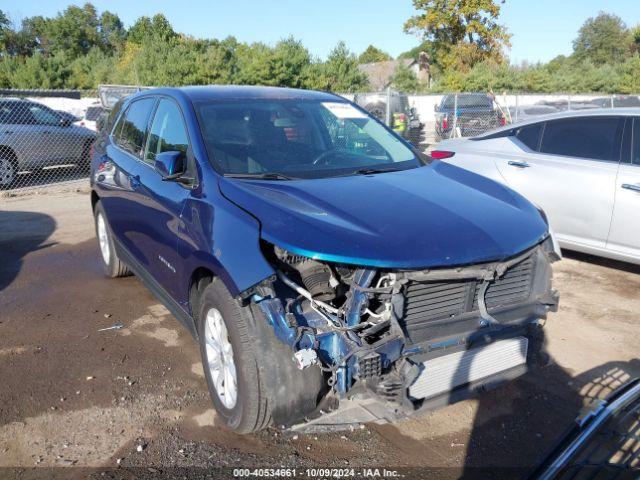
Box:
[400, 256, 535, 343]
[408, 337, 528, 400]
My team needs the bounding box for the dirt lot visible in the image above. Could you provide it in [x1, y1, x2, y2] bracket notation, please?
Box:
[1, 189, 639, 479]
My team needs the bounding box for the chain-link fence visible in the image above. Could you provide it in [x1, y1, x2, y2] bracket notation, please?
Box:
[354, 91, 640, 149]
[2, 88, 639, 195]
[0, 89, 101, 193]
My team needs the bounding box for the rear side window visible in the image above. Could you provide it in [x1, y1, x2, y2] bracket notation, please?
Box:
[514, 123, 542, 151]
[144, 99, 189, 164]
[115, 97, 156, 158]
[633, 118, 640, 166]
[107, 99, 124, 133]
[540, 117, 624, 161]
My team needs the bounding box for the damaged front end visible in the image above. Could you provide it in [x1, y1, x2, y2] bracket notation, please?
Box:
[249, 236, 560, 431]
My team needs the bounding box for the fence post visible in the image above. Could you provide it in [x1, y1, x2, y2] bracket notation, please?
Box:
[452, 93, 458, 138]
[386, 87, 392, 127]
[567, 94, 571, 111]
[611, 94, 615, 108]
[515, 94, 519, 122]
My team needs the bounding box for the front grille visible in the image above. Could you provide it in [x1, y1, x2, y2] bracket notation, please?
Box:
[400, 256, 536, 344]
[473, 256, 534, 309]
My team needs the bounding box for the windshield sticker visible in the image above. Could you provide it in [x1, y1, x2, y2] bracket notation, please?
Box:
[321, 102, 367, 119]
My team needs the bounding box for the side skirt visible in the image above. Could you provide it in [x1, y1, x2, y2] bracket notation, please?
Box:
[113, 237, 198, 339]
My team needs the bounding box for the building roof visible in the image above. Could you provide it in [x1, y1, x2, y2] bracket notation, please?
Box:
[357, 59, 415, 91]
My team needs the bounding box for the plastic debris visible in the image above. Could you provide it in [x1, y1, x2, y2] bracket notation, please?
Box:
[98, 323, 124, 332]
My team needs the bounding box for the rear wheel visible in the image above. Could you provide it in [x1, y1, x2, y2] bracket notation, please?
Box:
[197, 279, 325, 433]
[93, 201, 131, 278]
[0, 156, 17, 189]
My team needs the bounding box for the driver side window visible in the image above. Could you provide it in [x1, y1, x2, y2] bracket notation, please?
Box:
[144, 99, 189, 165]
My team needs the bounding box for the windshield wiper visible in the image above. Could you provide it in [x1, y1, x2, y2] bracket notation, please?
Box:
[352, 167, 405, 176]
[224, 172, 295, 181]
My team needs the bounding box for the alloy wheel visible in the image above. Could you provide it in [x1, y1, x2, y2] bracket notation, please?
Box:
[204, 307, 238, 409]
[96, 213, 111, 265]
[0, 157, 15, 186]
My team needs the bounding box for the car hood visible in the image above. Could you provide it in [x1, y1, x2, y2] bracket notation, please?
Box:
[218, 162, 548, 269]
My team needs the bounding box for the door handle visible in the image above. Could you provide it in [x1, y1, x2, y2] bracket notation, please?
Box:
[508, 160, 530, 168]
[622, 183, 640, 193]
[130, 175, 141, 189]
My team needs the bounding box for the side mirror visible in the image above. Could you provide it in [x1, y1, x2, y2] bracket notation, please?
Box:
[154, 151, 185, 180]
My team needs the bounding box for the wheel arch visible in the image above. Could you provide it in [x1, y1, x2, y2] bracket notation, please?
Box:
[90, 190, 100, 212]
[188, 266, 216, 327]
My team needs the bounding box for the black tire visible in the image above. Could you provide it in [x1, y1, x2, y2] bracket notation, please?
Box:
[197, 278, 325, 433]
[93, 201, 131, 278]
[0, 155, 17, 189]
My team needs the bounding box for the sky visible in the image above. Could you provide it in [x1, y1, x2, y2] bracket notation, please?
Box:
[3, 0, 640, 64]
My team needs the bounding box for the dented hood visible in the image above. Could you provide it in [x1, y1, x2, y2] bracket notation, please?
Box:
[218, 162, 548, 269]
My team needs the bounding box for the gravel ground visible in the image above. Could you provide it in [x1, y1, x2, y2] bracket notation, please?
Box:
[1, 190, 639, 480]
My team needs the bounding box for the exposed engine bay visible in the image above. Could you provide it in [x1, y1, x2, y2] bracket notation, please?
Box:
[249, 236, 560, 429]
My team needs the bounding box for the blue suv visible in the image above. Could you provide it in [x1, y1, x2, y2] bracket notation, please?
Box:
[91, 86, 560, 433]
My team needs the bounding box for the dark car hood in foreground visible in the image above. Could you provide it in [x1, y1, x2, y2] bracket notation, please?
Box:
[219, 162, 548, 269]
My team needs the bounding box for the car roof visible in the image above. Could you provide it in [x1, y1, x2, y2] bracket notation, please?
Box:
[129, 85, 344, 103]
[477, 107, 640, 137]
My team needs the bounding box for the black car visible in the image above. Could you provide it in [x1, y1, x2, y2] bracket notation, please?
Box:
[435, 93, 506, 140]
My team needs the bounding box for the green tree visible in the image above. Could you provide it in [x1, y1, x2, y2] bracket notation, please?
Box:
[127, 14, 176, 44]
[270, 38, 312, 87]
[0, 10, 10, 52]
[390, 63, 421, 92]
[41, 3, 102, 58]
[304, 42, 369, 92]
[358, 45, 392, 64]
[573, 12, 629, 64]
[404, 0, 510, 70]
[99, 11, 126, 52]
[617, 55, 640, 93]
[632, 26, 640, 54]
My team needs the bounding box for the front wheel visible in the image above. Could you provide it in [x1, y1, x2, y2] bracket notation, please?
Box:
[197, 279, 326, 433]
[93, 201, 131, 278]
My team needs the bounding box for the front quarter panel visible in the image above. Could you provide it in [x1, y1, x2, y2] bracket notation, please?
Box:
[176, 183, 275, 302]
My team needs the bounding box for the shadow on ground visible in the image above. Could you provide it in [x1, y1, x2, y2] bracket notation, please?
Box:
[0, 210, 56, 292]
[562, 250, 640, 276]
[461, 329, 640, 478]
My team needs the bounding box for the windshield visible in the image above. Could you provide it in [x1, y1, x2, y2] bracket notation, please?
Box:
[195, 99, 421, 179]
